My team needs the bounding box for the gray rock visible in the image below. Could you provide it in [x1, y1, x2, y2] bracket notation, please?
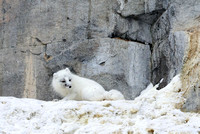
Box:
[119, 0, 145, 17]
[151, 5, 172, 45]
[0, 46, 58, 100]
[118, 0, 169, 17]
[151, 0, 200, 88]
[110, 15, 152, 44]
[0, 48, 26, 98]
[0, 0, 155, 100]
[152, 0, 200, 44]
[151, 0, 200, 112]
[169, 0, 200, 31]
[180, 27, 200, 112]
[151, 31, 188, 88]
[80, 38, 151, 99]
[117, 0, 167, 24]
[182, 82, 200, 113]
[145, 0, 166, 13]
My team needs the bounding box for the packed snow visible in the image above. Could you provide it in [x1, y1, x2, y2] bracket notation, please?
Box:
[0, 75, 200, 134]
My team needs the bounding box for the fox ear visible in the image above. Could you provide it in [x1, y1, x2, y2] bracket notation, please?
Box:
[65, 68, 70, 72]
[53, 73, 58, 78]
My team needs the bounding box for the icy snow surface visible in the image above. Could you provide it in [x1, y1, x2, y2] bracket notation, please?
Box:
[0, 75, 200, 134]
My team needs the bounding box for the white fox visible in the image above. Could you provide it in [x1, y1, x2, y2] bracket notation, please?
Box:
[52, 68, 125, 101]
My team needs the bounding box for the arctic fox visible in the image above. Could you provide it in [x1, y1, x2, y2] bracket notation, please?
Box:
[52, 68, 125, 101]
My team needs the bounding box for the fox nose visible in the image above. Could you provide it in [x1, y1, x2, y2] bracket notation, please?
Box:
[65, 84, 71, 88]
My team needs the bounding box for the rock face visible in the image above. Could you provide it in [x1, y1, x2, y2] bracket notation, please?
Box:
[181, 27, 200, 113]
[151, 31, 188, 89]
[0, 0, 152, 100]
[0, 0, 200, 111]
[150, 0, 200, 112]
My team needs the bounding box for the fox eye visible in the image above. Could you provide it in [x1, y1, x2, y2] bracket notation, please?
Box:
[69, 79, 72, 82]
[61, 80, 66, 83]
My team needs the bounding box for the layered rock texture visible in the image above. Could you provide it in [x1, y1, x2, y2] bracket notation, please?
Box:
[0, 0, 200, 112]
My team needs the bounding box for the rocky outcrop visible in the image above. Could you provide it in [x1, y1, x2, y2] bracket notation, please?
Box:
[151, 0, 200, 112]
[0, 0, 152, 100]
[181, 27, 200, 113]
[151, 31, 188, 89]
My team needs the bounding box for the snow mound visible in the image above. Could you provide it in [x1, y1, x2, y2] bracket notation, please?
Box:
[0, 75, 200, 134]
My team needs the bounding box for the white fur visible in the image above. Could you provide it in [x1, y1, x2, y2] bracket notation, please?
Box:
[104, 89, 125, 100]
[52, 68, 125, 101]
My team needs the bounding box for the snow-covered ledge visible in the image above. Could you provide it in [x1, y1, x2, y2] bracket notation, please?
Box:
[0, 75, 200, 134]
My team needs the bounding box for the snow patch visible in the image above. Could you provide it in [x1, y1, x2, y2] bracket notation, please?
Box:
[0, 75, 200, 133]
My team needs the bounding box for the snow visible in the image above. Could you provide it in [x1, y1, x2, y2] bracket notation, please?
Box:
[0, 75, 200, 134]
